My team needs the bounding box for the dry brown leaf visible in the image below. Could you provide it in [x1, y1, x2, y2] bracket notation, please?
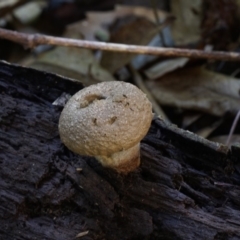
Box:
[67, 5, 168, 41]
[201, 0, 239, 50]
[13, 1, 46, 24]
[101, 16, 159, 73]
[144, 57, 189, 80]
[67, 5, 169, 73]
[171, 0, 201, 45]
[22, 31, 116, 86]
[0, 0, 19, 8]
[146, 66, 240, 116]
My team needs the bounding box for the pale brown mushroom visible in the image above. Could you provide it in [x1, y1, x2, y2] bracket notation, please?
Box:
[58, 81, 152, 174]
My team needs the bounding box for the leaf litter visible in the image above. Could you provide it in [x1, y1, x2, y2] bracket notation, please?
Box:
[1, 1, 240, 146]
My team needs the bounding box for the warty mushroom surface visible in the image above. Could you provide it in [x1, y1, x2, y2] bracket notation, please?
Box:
[59, 81, 153, 173]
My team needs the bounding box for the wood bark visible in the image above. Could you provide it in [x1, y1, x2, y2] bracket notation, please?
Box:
[1, 60, 240, 240]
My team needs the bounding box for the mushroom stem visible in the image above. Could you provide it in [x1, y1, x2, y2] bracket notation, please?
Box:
[96, 143, 140, 174]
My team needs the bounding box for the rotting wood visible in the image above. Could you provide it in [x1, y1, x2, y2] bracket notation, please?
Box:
[1, 60, 240, 239]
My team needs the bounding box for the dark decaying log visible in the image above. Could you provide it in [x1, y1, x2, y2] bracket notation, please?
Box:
[1, 60, 240, 240]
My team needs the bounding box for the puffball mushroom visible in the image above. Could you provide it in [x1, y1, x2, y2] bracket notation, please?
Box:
[59, 81, 153, 174]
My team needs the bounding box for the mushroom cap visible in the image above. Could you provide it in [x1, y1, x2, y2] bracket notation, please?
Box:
[59, 81, 152, 156]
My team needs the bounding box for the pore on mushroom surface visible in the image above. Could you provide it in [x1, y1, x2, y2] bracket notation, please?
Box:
[58, 81, 153, 173]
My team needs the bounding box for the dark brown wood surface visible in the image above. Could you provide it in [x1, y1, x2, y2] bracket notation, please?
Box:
[1, 60, 240, 240]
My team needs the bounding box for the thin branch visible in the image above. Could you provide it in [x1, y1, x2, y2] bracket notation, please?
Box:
[1, 28, 240, 61]
[226, 110, 240, 147]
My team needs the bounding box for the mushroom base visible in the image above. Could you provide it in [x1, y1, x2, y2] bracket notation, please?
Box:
[96, 144, 140, 174]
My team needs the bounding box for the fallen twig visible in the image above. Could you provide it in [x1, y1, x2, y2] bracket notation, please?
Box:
[226, 110, 240, 147]
[1, 28, 240, 61]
